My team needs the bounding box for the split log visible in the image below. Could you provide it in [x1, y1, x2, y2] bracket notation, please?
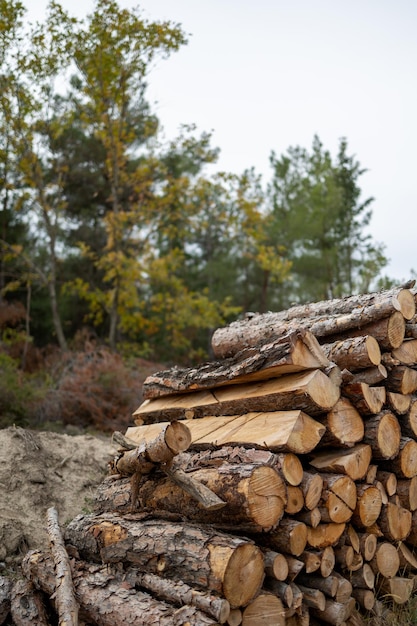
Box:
[381, 436, 417, 478]
[379, 576, 414, 604]
[386, 391, 411, 415]
[211, 286, 415, 358]
[347, 364, 387, 386]
[300, 472, 323, 510]
[362, 411, 401, 460]
[134, 369, 340, 423]
[142, 329, 330, 399]
[319, 546, 336, 577]
[398, 542, 417, 572]
[114, 420, 191, 475]
[129, 410, 326, 455]
[334, 545, 354, 569]
[64, 512, 264, 608]
[0, 576, 12, 626]
[342, 383, 386, 416]
[340, 524, 360, 552]
[294, 508, 321, 528]
[10, 578, 50, 626]
[321, 336, 381, 371]
[298, 550, 321, 574]
[263, 579, 293, 607]
[375, 471, 397, 496]
[22, 550, 218, 626]
[262, 550, 289, 581]
[318, 474, 357, 524]
[285, 556, 305, 580]
[126, 569, 230, 624]
[46, 506, 78, 626]
[369, 542, 400, 578]
[241, 592, 285, 626]
[309, 444, 372, 481]
[385, 365, 417, 395]
[296, 585, 326, 611]
[317, 398, 364, 448]
[351, 484, 382, 529]
[95, 462, 286, 532]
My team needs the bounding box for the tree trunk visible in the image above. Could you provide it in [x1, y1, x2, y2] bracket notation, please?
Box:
[64, 512, 264, 608]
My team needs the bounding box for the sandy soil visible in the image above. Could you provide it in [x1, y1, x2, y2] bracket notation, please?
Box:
[0, 426, 117, 567]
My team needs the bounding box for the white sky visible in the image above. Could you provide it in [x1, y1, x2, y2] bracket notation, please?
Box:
[26, 0, 417, 282]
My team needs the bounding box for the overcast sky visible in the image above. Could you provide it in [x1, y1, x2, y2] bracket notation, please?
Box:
[26, 0, 417, 283]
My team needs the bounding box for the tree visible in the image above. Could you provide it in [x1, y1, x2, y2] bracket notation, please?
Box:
[266, 136, 387, 307]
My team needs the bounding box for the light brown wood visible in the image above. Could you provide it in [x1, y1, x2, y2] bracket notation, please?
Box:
[294, 508, 321, 528]
[362, 411, 401, 460]
[263, 519, 308, 557]
[351, 588, 375, 611]
[241, 592, 285, 626]
[64, 512, 264, 609]
[298, 550, 321, 574]
[384, 436, 417, 478]
[297, 584, 326, 611]
[317, 398, 364, 448]
[309, 444, 372, 481]
[402, 510, 417, 546]
[378, 502, 412, 541]
[342, 383, 386, 416]
[379, 576, 414, 604]
[310, 597, 355, 626]
[134, 369, 340, 423]
[349, 564, 375, 590]
[386, 391, 411, 414]
[375, 471, 397, 496]
[321, 335, 381, 370]
[273, 453, 304, 486]
[285, 556, 305, 580]
[264, 579, 293, 607]
[392, 339, 417, 365]
[320, 546, 336, 577]
[300, 472, 324, 510]
[262, 550, 289, 581]
[307, 523, 346, 549]
[334, 544, 354, 568]
[385, 365, 417, 395]
[143, 329, 331, 399]
[369, 542, 400, 578]
[318, 474, 356, 524]
[398, 542, 417, 572]
[396, 476, 417, 511]
[397, 398, 417, 438]
[357, 533, 377, 561]
[285, 486, 304, 514]
[348, 364, 387, 386]
[351, 484, 382, 528]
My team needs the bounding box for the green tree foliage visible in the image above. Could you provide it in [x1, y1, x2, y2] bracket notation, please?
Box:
[267, 135, 387, 307]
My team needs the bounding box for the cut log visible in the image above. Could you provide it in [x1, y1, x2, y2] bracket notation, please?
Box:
[22, 550, 218, 626]
[143, 329, 330, 399]
[46, 506, 78, 626]
[294, 508, 321, 528]
[285, 486, 304, 515]
[296, 585, 326, 611]
[259, 519, 308, 557]
[375, 471, 397, 496]
[307, 523, 346, 549]
[264, 579, 293, 607]
[382, 436, 417, 478]
[334, 544, 354, 568]
[126, 569, 230, 624]
[341, 524, 360, 553]
[227, 609, 242, 626]
[351, 484, 382, 529]
[241, 592, 285, 626]
[321, 335, 381, 371]
[369, 542, 400, 578]
[398, 542, 417, 572]
[272, 452, 304, 486]
[0, 576, 12, 625]
[320, 546, 336, 577]
[377, 502, 412, 541]
[318, 474, 357, 524]
[262, 550, 289, 581]
[357, 533, 377, 561]
[296, 573, 339, 598]
[348, 364, 387, 386]
[386, 391, 411, 415]
[351, 588, 375, 611]
[310, 597, 355, 626]
[349, 564, 375, 590]
[134, 369, 340, 423]
[337, 311, 406, 351]
[342, 383, 386, 416]
[10, 578, 50, 626]
[64, 513, 264, 608]
[300, 472, 323, 510]
[392, 339, 417, 365]
[309, 444, 372, 481]
[298, 550, 321, 574]
[362, 411, 401, 460]
[211, 286, 415, 358]
[96, 463, 286, 532]
[397, 398, 417, 438]
[365, 464, 378, 483]
[285, 556, 305, 580]
[379, 576, 414, 604]
[403, 510, 417, 546]
[129, 411, 326, 455]
[395, 476, 417, 511]
[317, 398, 364, 448]
[385, 365, 417, 395]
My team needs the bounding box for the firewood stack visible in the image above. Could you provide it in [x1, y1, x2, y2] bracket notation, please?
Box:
[16, 283, 417, 626]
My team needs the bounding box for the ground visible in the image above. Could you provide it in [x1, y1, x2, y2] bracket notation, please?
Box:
[0, 426, 117, 567]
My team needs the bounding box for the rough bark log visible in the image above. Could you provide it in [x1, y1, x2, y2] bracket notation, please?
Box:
[309, 444, 372, 481]
[386, 391, 411, 415]
[351, 485, 382, 529]
[130, 410, 326, 455]
[349, 564, 375, 589]
[126, 569, 230, 623]
[398, 541, 417, 572]
[46, 506, 78, 626]
[143, 329, 330, 399]
[397, 398, 417, 438]
[321, 335, 381, 371]
[369, 542, 400, 578]
[351, 588, 375, 610]
[297, 585, 326, 611]
[362, 411, 401, 460]
[330, 311, 406, 351]
[385, 365, 417, 395]
[342, 383, 386, 416]
[0, 576, 12, 626]
[211, 286, 415, 358]
[263, 579, 293, 607]
[95, 462, 286, 532]
[64, 513, 264, 608]
[347, 364, 387, 386]
[381, 436, 417, 478]
[316, 398, 364, 448]
[22, 550, 218, 625]
[134, 369, 340, 424]
[10, 578, 50, 626]
[262, 550, 289, 581]
[310, 597, 355, 626]
[296, 573, 339, 598]
[257, 518, 308, 557]
[241, 592, 285, 626]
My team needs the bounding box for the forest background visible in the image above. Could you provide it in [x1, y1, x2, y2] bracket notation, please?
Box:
[0, 0, 409, 432]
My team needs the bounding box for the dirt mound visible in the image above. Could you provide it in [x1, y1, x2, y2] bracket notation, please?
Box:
[0, 426, 117, 566]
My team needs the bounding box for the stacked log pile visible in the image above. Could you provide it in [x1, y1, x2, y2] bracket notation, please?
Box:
[10, 282, 417, 626]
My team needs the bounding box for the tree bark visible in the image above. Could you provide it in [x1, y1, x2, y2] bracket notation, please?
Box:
[10, 578, 50, 626]
[64, 512, 264, 608]
[134, 369, 340, 424]
[321, 335, 381, 371]
[0, 576, 12, 626]
[342, 383, 386, 416]
[143, 329, 330, 399]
